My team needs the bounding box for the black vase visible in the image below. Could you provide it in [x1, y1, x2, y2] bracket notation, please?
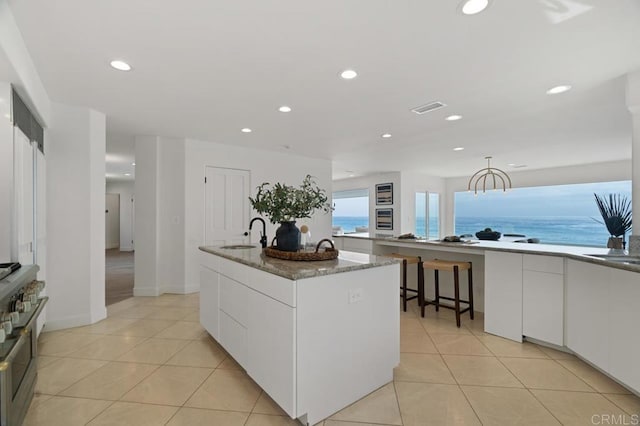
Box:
[275, 221, 301, 252]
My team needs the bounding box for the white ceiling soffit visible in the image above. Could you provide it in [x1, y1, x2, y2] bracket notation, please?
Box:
[7, 0, 640, 178]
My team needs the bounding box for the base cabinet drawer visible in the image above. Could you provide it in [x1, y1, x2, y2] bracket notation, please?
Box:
[219, 310, 247, 367]
[522, 270, 563, 346]
[199, 267, 219, 340]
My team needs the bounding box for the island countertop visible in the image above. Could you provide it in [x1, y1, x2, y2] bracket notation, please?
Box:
[334, 233, 640, 273]
[199, 245, 399, 280]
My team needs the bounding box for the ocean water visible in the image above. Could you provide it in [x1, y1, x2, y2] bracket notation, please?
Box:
[333, 215, 617, 247]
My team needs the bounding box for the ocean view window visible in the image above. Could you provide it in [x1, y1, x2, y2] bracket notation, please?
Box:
[454, 180, 632, 247]
[416, 192, 440, 239]
[332, 188, 369, 233]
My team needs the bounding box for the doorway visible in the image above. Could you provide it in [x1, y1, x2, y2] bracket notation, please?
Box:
[105, 193, 120, 249]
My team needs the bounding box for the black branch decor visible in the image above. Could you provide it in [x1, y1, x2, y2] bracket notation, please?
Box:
[593, 193, 632, 238]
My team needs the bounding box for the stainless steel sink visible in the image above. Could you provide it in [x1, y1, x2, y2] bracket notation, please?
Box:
[220, 244, 257, 249]
[585, 254, 640, 265]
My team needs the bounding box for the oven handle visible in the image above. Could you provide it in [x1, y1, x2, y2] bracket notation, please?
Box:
[0, 297, 48, 369]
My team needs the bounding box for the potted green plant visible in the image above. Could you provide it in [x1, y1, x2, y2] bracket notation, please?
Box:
[249, 175, 333, 252]
[594, 193, 632, 251]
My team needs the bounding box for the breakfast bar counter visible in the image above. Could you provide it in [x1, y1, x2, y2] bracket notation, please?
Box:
[198, 246, 400, 425]
[334, 234, 640, 395]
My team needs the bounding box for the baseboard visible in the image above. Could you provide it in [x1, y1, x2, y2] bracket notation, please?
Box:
[162, 283, 200, 295]
[42, 308, 106, 331]
[133, 287, 161, 297]
[119, 247, 134, 252]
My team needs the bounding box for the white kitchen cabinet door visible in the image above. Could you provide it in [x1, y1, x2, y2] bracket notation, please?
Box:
[219, 311, 247, 367]
[522, 270, 564, 346]
[608, 268, 640, 392]
[484, 251, 523, 342]
[247, 289, 296, 417]
[566, 260, 610, 370]
[199, 266, 220, 339]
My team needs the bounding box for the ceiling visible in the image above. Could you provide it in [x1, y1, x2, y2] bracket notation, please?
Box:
[6, 0, 640, 180]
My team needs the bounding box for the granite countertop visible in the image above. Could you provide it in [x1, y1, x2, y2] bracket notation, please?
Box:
[335, 233, 640, 273]
[199, 246, 399, 280]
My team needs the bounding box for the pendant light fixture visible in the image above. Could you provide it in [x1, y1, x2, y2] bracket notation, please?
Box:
[467, 156, 512, 195]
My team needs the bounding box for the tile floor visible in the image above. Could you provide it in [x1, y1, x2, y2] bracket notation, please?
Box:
[26, 294, 640, 425]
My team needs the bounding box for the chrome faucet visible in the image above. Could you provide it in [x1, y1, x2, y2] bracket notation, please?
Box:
[249, 217, 268, 248]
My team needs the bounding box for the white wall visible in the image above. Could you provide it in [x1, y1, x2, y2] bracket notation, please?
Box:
[0, 0, 51, 125]
[134, 136, 159, 296]
[46, 103, 106, 329]
[0, 82, 12, 262]
[134, 136, 186, 296]
[333, 173, 402, 236]
[442, 160, 632, 235]
[157, 138, 185, 293]
[183, 139, 332, 292]
[106, 180, 135, 251]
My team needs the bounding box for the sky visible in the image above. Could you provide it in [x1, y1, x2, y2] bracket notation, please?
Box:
[455, 180, 631, 217]
[333, 180, 632, 218]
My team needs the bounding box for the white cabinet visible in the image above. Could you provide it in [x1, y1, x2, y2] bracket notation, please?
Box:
[608, 268, 640, 392]
[247, 290, 296, 416]
[484, 251, 523, 342]
[199, 266, 219, 339]
[200, 250, 400, 425]
[522, 255, 564, 346]
[567, 260, 640, 392]
[566, 260, 610, 369]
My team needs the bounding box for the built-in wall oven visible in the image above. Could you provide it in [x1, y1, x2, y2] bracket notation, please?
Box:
[0, 265, 46, 426]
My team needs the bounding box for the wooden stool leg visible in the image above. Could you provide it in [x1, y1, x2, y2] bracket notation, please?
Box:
[454, 265, 461, 328]
[468, 262, 474, 320]
[402, 259, 408, 312]
[434, 269, 440, 312]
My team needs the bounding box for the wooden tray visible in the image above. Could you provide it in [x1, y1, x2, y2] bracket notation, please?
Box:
[263, 239, 339, 261]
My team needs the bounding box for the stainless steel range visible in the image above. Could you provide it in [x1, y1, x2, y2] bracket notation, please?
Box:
[0, 264, 47, 426]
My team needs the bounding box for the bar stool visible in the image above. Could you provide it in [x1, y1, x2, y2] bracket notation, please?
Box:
[386, 253, 423, 311]
[421, 259, 474, 327]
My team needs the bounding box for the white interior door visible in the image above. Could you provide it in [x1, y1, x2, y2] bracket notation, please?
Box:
[105, 193, 120, 249]
[205, 167, 250, 246]
[14, 127, 34, 265]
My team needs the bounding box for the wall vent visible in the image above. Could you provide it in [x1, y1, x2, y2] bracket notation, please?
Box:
[411, 101, 447, 115]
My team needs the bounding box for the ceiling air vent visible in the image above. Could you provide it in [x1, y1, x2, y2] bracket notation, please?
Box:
[411, 101, 447, 115]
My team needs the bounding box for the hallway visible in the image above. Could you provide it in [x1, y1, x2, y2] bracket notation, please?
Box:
[106, 249, 134, 305]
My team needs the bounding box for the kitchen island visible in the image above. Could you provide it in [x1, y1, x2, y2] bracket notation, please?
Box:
[334, 233, 640, 395]
[198, 245, 400, 425]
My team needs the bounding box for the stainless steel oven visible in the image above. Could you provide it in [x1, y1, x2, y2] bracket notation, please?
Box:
[0, 265, 47, 426]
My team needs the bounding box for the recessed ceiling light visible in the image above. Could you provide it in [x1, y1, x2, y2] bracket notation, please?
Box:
[4, 113, 9, 120]
[453, 147, 465, 151]
[132, 162, 136, 166]
[349, 174, 355, 177]
[241, 128, 252, 133]
[381, 133, 392, 139]
[446, 114, 463, 121]
[507, 163, 516, 166]
[340, 69, 358, 80]
[546, 85, 572, 95]
[278, 106, 292, 113]
[109, 60, 132, 71]
[124, 173, 131, 176]
[461, 0, 490, 15]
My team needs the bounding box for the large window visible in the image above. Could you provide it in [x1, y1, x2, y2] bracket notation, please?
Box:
[454, 180, 632, 247]
[416, 192, 440, 239]
[332, 189, 369, 233]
